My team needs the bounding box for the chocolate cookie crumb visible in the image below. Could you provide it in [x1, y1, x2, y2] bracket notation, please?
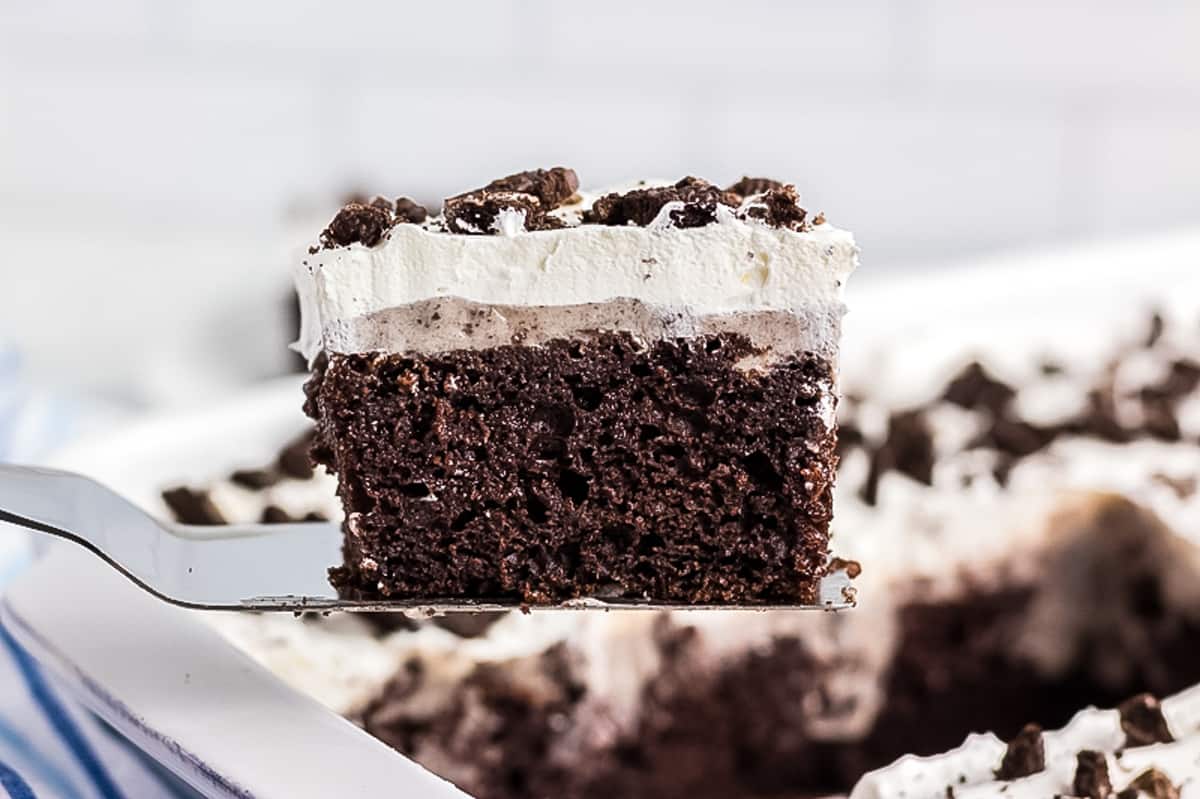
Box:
[1118, 693, 1174, 747]
[1074, 751, 1112, 799]
[1145, 312, 1165, 349]
[972, 417, 1057, 458]
[861, 410, 935, 505]
[585, 177, 738, 229]
[725, 176, 785, 197]
[394, 197, 428, 224]
[431, 613, 507, 639]
[230, 468, 279, 490]
[162, 487, 226, 526]
[357, 613, 421, 636]
[995, 723, 1045, 780]
[320, 202, 392, 249]
[278, 430, 317, 480]
[260, 505, 295, 524]
[942, 362, 1015, 416]
[444, 191, 561, 235]
[737, 184, 810, 231]
[484, 167, 580, 208]
[1121, 768, 1180, 799]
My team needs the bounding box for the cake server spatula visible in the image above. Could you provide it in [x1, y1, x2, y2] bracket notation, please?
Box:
[0, 463, 857, 612]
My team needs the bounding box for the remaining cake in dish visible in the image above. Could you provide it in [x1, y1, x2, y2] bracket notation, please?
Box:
[294, 168, 858, 604]
[173, 304, 1200, 798]
[851, 687, 1200, 799]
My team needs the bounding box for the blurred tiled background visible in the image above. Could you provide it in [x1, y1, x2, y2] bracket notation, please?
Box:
[1, 0, 1198, 403]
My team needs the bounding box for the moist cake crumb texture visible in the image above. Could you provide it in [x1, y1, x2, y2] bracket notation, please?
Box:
[305, 331, 836, 604]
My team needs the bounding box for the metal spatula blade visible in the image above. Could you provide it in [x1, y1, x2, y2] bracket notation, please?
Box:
[0, 464, 857, 612]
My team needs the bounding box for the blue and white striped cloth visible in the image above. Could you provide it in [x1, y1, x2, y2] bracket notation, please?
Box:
[0, 344, 188, 799]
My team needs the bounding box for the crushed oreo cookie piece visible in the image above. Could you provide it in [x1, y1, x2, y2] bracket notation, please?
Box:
[368, 196, 394, 215]
[995, 723, 1045, 780]
[260, 505, 295, 524]
[278, 430, 317, 480]
[431, 612, 507, 639]
[1145, 312, 1165, 349]
[230, 468, 279, 490]
[861, 410, 935, 505]
[1074, 750, 1113, 799]
[972, 417, 1057, 458]
[444, 190, 562, 235]
[837, 421, 865, 455]
[725, 176, 785, 198]
[1144, 359, 1200, 404]
[320, 202, 392, 249]
[162, 486, 226, 526]
[1141, 396, 1182, 442]
[1067, 389, 1131, 443]
[1120, 768, 1180, 799]
[394, 196, 428, 224]
[942, 361, 1016, 416]
[1118, 693, 1174, 747]
[442, 167, 578, 235]
[483, 167, 579, 208]
[585, 177, 739, 229]
[357, 612, 421, 636]
[737, 184, 810, 231]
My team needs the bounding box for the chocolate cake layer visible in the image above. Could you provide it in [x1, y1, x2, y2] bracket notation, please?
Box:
[305, 331, 836, 604]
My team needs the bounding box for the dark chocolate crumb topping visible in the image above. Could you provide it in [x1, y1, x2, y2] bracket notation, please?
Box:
[320, 202, 392, 249]
[842, 313, 1199, 505]
[161, 487, 226, 526]
[995, 723, 1045, 780]
[1145, 312, 1166, 349]
[394, 197, 429, 224]
[442, 167, 579, 235]
[738, 184, 811, 231]
[260, 505, 294, 524]
[860, 410, 935, 505]
[1121, 768, 1181, 799]
[1074, 751, 1113, 799]
[431, 613, 506, 639]
[230, 468, 279, 490]
[942, 362, 1016, 416]
[483, 167, 580, 208]
[585, 176, 740, 229]
[725, 176, 786, 197]
[443, 190, 564, 235]
[319, 168, 819, 246]
[1118, 693, 1174, 748]
[277, 430, 317, 480]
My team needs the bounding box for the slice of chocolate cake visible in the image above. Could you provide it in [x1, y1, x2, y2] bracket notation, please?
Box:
[295, 169, 858, 604]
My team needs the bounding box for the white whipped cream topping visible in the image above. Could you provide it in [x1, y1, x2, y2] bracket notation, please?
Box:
[294, 204, 857, 362]
[850, 687, 1200, 799]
